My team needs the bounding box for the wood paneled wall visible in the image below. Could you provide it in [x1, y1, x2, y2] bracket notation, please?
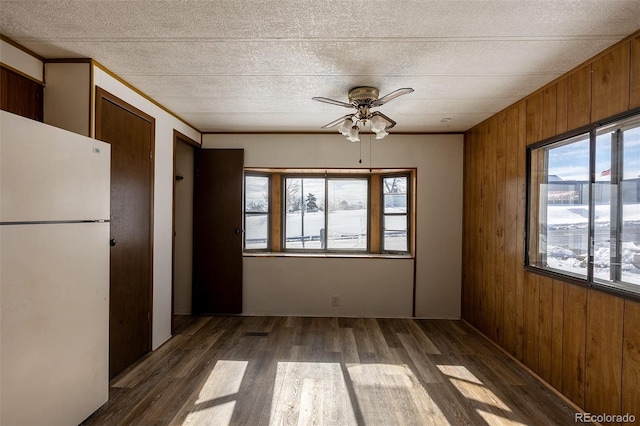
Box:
[462, 31, 640, 417]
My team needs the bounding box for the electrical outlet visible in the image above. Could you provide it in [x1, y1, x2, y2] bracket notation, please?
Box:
[331, 295, 339, 306]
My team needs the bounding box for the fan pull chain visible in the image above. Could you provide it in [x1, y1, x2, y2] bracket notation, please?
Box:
[369, 130, 372, 172]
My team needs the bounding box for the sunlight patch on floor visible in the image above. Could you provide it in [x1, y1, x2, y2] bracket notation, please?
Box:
[437, 364, 521, 424]
[477, 409, 528, 426]
[347, 363, 446, 424]
[183, 360, 248, 425]
[270, 361, 356, 425]
[269, 362, 445, 425]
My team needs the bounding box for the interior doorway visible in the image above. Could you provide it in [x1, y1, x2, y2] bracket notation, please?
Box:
[95, 87, 154, 379]
[172, 131, 198, 333]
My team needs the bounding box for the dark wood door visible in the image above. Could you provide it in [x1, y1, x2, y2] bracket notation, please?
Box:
[193, 149, 244, 314]
[96, 87, 154, 379]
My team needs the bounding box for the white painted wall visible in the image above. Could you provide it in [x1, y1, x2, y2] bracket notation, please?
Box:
[0, 39, 43, 82]
[174, 140, 194, 315]
[202, 133, 463, 318]
[44, 62, 91, 136]
[245, 256, 414, 316]
[93, 66, 201, 349]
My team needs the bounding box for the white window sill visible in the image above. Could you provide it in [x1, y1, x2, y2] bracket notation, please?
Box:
[243, 252, 414, 260]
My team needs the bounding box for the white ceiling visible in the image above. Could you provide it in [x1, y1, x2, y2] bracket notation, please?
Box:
[1, 1, 639, 133]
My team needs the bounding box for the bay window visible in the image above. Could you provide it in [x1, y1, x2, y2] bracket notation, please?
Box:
[243, 169, 414, 255]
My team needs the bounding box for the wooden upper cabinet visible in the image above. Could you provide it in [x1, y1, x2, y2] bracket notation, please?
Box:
[567, 65, 592, 129]
[630, 36, 640, 109]
[592, 42, 630, 122]
[0, 66, 43, 122]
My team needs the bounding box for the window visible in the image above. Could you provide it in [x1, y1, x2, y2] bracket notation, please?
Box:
[284, 176, 368, 251]
[382, 175, 409, 252]
[527, 113, 640, 295]
[244, 174, 270, 250]
[243, 169, 414, 255]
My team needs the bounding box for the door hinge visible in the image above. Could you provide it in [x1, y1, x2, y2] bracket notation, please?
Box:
[149, 151, 153, 161]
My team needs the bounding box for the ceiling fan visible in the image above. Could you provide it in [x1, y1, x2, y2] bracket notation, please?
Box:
[312, 86, 414, 142]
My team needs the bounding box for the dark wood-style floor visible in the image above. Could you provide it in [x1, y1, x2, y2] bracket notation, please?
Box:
[82, 316, 579, 425]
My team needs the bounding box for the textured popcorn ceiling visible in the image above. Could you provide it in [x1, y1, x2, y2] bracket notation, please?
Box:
[1, 1, 639, 133]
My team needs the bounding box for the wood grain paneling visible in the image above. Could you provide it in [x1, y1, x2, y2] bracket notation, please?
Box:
[526, 92, 544, 144]
[523, 272, 540, 373]
[462, 31, 640, 417]
[562, 284, 587, 407]
[630, 36, 640, 108]
[502, 105, 519, 356]
[494, 111, 507, 346]
[474, 126, 485, 330]
[592, 42, 630, 122]
[537, 276, 553, 383]
[542, 85, 557, 139]
[556, 77, 568, 134]
[483, 117, 497, 340]
[567, 65, 592, 128]
[622, 299, 640, 418]
[550, 279, 564, 392]
[514, 101, 527, 362]
[585, 290, 623, 418]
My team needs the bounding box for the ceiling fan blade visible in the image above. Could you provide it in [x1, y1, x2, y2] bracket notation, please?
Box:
[370, 111, 397, 129]
[321, 114, 354, 129]
[371, 88, 414, 107]
[312, 97, 354, 108]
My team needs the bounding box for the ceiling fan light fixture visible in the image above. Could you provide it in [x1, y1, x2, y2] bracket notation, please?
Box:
[313, 86, 413, 142]
[338, 118, 353, 136]
[374, 129, 389, 139]
[370, 114, 386, 133]
[347, 125, 360, 142]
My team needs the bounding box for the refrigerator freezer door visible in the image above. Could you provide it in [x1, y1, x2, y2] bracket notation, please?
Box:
[0, 222, 110, 426]
[0, 111, 110, 223]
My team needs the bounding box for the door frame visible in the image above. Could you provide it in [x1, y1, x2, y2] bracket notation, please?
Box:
[171, 130, 199, 335]
[95, 86, 155, 359]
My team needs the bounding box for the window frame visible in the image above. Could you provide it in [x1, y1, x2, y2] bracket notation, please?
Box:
[243, 172, 271, 252]
[380, 173, 411, 254]
[281, 173, 371, 253]
[242, 168, 416, 257]
[525, 108, 640, 300]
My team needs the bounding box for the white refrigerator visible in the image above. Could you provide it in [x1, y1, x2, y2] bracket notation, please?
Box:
[0, 111, 110, 425]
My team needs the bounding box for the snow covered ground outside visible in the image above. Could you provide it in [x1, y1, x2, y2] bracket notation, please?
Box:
[246, 202, 640, 286]
[544, 203, 640, 285]
[245, 209, 407, 251]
